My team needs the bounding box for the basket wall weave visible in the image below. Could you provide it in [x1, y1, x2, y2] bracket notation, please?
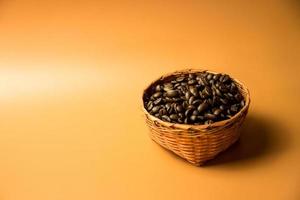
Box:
[142, 69, 250, 166]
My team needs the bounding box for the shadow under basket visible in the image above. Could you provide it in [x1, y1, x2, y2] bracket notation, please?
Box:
[142, 69, 250, 166]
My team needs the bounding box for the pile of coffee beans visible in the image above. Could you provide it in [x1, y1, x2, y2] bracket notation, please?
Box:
[144, 71, 245, 125]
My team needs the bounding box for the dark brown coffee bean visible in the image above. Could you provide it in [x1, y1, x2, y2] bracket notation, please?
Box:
[152, 106, 160, 113]
[213, 109, 222, 116]
[163, 83, 173, 91]
[153, 92, 162, 98]
[197, 102, 209, 113]
[166, 90, 178, 97]
[147, 101, 153, 110]
[220, 98, 228, 105]
[188, 79, 196, 85]
[204, 113, 216, 120]
[189, 87, 198, 96]
[154, 98, 162, 105]
[185, 91, 191, 100]
[170, 114, 178, 120]
[192, 110, 199, 116]
[192, 99, 201, 106]
[231, 104, 239, 113]
[162, 115, 171, 122]
[176, 76, 185, 82]
[207, 73, 213, 80]
[204, 120, 214, 124]
[185, 109, 193, 117]
[215, 88, 222, 97]
[190, 115, 197, 121]
[176, 105, 184, 113]
[213, 74, 220, 80]
[155, 85, 162, 92]
[188, 96, 195, 105]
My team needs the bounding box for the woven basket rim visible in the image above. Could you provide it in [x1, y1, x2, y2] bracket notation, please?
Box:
[142, 68, 250, 130]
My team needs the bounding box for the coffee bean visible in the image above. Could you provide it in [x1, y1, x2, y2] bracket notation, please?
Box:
[231, 104, 239, 113]
[170, 114, 178, 120]
[188, 79, 196, 85]
[204, 113, 216, 120]
[154, 98, 162, 105]
[162, 115, 171, 122]
[153, 92, 162, 98]
[166, 90, 178, 97]
[197, 101, 209, 113]
[190, 115, 197, 121]
[176, 76, 185, 82]
[152, 106, 160, 113]
[155, 85, 162, 92]
[188, 96, 195, 105]
[207, 73, 213, 80]
[176, 105, 184, 113]
[189, 87, 198, 96]
[185, 109, 193, 117]
[213, 109, 222, 116]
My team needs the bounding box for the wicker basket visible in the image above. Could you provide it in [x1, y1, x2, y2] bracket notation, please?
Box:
[142, 69, 250, 166]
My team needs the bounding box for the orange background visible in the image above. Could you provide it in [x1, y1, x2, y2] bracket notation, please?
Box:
[0, 0, 300, 199]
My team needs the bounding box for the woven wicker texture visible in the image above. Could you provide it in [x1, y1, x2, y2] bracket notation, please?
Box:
[142, 69, 250, 166]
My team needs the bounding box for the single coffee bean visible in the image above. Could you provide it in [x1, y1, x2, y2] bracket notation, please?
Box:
[154, 98, 162, 105]
[170, 114, 178, 120]
[147, 101, 153, 110]
[176, 76, 185, 82]
[213, 109, 222, 116]
[155, 85, 162, 92]
[166, 90, 178, 97]
[188, 96, 195, 105]
[188, 79, 196, 85]
[152, 106, 160, 113]
[162, 115, 171, 122]
[153, 92, 162, 98]
[190, 115, 197, 121]
[204, 113, 216, 120]
[189, 87, 198, 96]
[176, 105, 184, 113]
[197, 102, 209, 113]
[185, 109, 193, 117]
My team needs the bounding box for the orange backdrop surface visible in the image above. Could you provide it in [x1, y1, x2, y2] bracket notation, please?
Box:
[0, 0, 299, 199]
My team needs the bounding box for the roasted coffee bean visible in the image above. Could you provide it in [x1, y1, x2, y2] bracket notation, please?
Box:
[185, 109, 193, 117]
[192, 99, 201, 106]
[166, 90, 178, 97]
[213, 109, 222, 116]
[144, 71, 245, 125]
[176, 105, 184, 113]
[204, 120, 213, 124]
[188, 79, 196, 85]
[197, 102, 209, 113]
[170, 114, 178, 120]
[152, 106, 160, 113]
[153, 92, 162, 98]
[147, 101, 153, 110]
[204, 113, 216, 120]
[231, 104, 239, 113]
[188, 96, 195, 105]
[154, 98, 162, 105]
[176, 76, 185, 82]
[190, 115, 197, 121]
[155, 85, 162, 92]
[192, 110, 199, 116]
[162, 115, 171, 122]
[189, 87, 198, 96]
[207, 73, 213, 80]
